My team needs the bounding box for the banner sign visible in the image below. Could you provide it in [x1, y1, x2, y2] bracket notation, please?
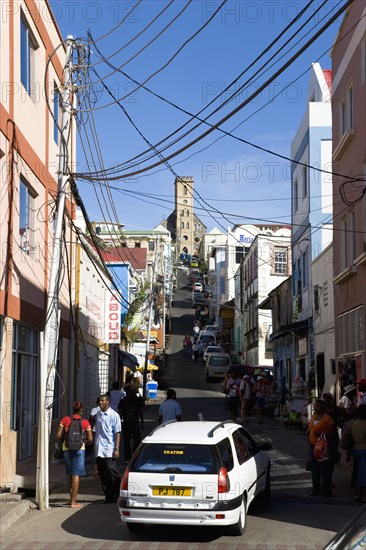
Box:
[105, 292, 121, 344]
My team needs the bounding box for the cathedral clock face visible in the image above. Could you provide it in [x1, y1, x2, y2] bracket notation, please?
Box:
[183, 200, 188, 204]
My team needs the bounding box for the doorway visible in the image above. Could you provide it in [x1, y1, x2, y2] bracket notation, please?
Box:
[18, 355, 36, 461]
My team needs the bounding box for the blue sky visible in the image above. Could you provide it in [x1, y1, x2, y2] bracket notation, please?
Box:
[53, 0, 346, 232]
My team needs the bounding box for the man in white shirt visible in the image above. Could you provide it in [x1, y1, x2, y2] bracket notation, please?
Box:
[95, 394, 121, 503]
[158, 389, 182, 425]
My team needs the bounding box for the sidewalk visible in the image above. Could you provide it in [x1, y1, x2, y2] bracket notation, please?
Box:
[0, 391, 166, 536]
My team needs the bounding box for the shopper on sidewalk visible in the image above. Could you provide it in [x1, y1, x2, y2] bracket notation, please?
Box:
[118, 386, 144, 464]
[239, 375, 252, 422]
[350, 404, 366, 503]
[108, 381, 125, 412]
[95, 394, 121, 503]
[253, 376, 268, 424]
[56, 401, 93, 508]
[308, 399, 335, 497]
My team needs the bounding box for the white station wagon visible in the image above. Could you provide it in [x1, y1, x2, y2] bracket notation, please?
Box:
[118, 420, 271, 536]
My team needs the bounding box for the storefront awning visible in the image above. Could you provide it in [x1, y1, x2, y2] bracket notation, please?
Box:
[118, 350, 139, 371]
[270, 319, 308, 341]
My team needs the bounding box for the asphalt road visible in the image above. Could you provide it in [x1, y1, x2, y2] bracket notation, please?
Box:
[0, 268, 361, 549]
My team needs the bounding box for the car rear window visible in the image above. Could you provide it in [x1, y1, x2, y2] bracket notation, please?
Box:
[130, 444, 220, 474]
[209, 356, 230, 366]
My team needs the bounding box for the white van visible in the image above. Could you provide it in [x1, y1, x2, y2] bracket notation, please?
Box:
[203, 324, 220, 336]
[197, 331, 216, 346]
[205, 352, 231, 382]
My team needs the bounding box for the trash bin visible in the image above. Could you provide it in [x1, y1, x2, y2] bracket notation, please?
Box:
[146, 381, 158, 399]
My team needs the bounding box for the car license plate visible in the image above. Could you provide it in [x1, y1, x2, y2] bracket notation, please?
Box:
[152, 487, 192, 496]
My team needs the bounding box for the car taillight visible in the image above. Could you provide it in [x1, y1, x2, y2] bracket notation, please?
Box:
[121, 466, 129, 490]
[218, 467, 230, 493]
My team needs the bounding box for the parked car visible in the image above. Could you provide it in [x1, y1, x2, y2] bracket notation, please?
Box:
[203, 324, 220, 336]
[205, 352, 231, 382]
[192, 282, 203, 292]
[197, 331, 216, 346]
[118, 420, 271, 535]
[203, 345, 224, 363]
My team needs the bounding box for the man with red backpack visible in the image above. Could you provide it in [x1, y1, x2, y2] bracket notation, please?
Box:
[56, 401, 93, 508]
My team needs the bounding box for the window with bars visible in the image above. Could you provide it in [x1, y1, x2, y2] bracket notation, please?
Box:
[274, 247, 288, 275]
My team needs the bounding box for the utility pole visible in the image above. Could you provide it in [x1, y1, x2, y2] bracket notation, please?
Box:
[142, 238, 160, 400]
[36, 36, 75, 511]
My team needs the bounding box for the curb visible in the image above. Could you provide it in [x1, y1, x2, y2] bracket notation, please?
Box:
[0, 499, 36, 535]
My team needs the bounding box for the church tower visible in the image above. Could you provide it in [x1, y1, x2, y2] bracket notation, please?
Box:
[160, 176, 207, 257]
[175, 176, 195, 256]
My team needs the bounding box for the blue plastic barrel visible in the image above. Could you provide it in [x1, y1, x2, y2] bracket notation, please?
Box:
[146, 381, 158, 399]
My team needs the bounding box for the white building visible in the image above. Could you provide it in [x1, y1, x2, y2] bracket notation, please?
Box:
[291, 62, 332, 383]
[242, 232, 291, 366]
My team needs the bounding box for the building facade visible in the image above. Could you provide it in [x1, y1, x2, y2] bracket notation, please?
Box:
[241, 233, 291, 366]
[291, 62, 333, 385]
[0, 1, 74, 486]
[331, 2, 366, 394]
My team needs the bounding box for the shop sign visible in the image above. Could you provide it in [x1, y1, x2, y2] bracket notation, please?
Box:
[105, 293, 121, 343]
[298, 337, 307, 356]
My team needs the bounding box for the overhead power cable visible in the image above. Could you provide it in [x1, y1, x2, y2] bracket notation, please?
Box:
[88, 0, 320, 160]
[89, 0, 174, 68]
[80, 0, 227, 108]
[74, 0, 356, 182]
[86, 0, 192, 85]
[82, 0, 142, 45]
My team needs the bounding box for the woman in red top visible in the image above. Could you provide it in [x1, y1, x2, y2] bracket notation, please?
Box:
[56, 401, 92, 508]
[308, 399, 335, 497]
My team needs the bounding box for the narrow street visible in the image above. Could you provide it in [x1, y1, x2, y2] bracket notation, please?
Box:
[0, 270, 361, 549]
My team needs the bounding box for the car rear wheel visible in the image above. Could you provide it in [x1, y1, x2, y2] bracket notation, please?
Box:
[228, 496, 246, 536]
[126, 522, 144, 533]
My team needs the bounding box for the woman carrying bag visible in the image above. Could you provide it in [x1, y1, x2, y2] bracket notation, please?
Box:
[308, 399, 335, 497]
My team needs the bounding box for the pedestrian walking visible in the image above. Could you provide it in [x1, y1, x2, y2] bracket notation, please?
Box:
[183, 334, 189, 355]
[239, 375, 252, 422]
[350, 404, 366, 503]
[253, 376, 268, 424]
[322, 392, 342, 484]
[308, 399, 335, 497]
[225, 372, 241, 419]
[108, 381, 125, 411]
[95, 394, 122, 503]
[56, 401, 93, 508]
[356, 379, 366, 406]
[192, 339, 200, 362]
[158, 388, 182, 424]
[186, 336, 193, 358]
[118, 386, 144, 463]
